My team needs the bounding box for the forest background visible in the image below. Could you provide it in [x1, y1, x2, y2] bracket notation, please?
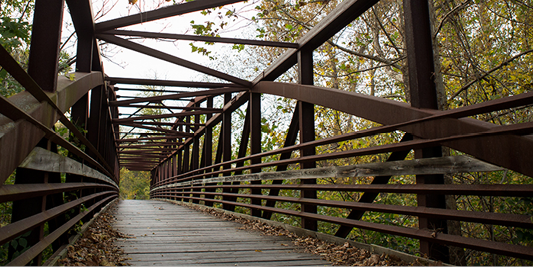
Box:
[1, 0, 533, 265]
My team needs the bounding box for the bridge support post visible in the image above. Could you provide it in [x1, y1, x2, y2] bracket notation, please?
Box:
[250, 92, 262, 217]
[66, 0, 93, 229]
[298, 49, 318, 231]
[191, 104, 201, 204]
[403, 0, 449, 262]
[203, 97, 215, 206]
[222, 93, 236, 211]
[182, 115, 191, 201]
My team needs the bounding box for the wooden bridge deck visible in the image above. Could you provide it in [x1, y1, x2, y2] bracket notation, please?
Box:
[113, 200, 329, 266]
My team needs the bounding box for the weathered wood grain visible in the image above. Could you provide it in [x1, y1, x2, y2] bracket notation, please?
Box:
[18, 147, 117, 187]
[153, 155, 501, 191]
[113, 200, 329, 266]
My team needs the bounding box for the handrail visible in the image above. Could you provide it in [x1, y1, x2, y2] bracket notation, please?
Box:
[6, 196, 116, 266]
[151, 90, 533, 188]
[0, 45, 115, 179]
[0, 95, 112, 178]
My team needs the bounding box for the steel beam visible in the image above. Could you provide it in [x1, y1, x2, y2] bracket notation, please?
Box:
[252, 0, 379, 84]
[27, 0, 64, 93]
[202, 97, 215, 206]
[117, 123, 194, 136]
[404, 0, 448, 260]
[221, 93, 234, 211]
[252, 81, 533, 178]
[249, 95, 262, 217]
[107, 77, 238, 88]
[109, 87, 244, 106]
[114, 110, 220, 122]
[95, 0, 245, 32]
[0, 72, 103, 184]
[66, 0, 95, 73]
[107, 29, 299, 48]
[96, 34, 252, 87]
[297, 49, 317, 231]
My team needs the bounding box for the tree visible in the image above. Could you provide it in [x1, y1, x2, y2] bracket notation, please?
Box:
[0, 0, 33, 97]
[119, 168, 151, 199]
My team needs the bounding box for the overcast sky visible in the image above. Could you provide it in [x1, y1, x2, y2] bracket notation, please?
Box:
[82, 0, 258, 85]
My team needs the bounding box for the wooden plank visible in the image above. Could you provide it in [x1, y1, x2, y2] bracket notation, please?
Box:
[125, 250, 304, 260]
[18, 147, 117, 187]
[118, 244, 294, 253]
[126, 253, 319, 263]
[117, 240, 290, 245]
[154, 155, 501, 190]
[127, 259, 328, 266]
[117, 236, 284, 242]
[113, 200, 328, 266]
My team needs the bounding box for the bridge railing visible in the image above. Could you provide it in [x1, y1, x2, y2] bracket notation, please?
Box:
[0, 1, 119, 265]
[147, 0, 533, 265]
[150, 87, 533, 263]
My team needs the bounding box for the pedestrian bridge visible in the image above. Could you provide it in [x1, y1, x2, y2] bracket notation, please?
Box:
[1, 0, 533, 265]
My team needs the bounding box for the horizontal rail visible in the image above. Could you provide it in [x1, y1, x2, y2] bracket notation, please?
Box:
[0, 191, 116, 246]
[253, 82, 533, 178]
[0, 95, 113, 178]
[154, 122, 525, 187]
[0, 45, 115, 179]
[0, 183, 116, 203]
[6, 195, 116, 266]
[173, 183, 533, 197]
[0, 71, 104, 184]
[156, 190, 533, 228]
[152, 155, 500, 190]
[152, 89, 533, 187]
[109, 86, 245, 106]
[19, 147, 118, 188]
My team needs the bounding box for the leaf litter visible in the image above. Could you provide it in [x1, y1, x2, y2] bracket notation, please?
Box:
[58, 202, 132, 266]
[185, 204, 429, 266]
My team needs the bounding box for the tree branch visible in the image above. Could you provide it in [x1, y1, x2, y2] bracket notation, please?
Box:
[449, 49, 533, 100]
[327, 40, 402, 70]
[372, 7, 401, 55]
[433, 0, 472, 39]
[315, 56, 404, 78]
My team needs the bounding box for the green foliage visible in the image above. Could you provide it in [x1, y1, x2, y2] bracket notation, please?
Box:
[120, 168, 151, 200]
[0, 17, 31, 50]
[0, 0, 33, 98]
[0, 171, 16, 228]
[0, 231, 31, 265]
